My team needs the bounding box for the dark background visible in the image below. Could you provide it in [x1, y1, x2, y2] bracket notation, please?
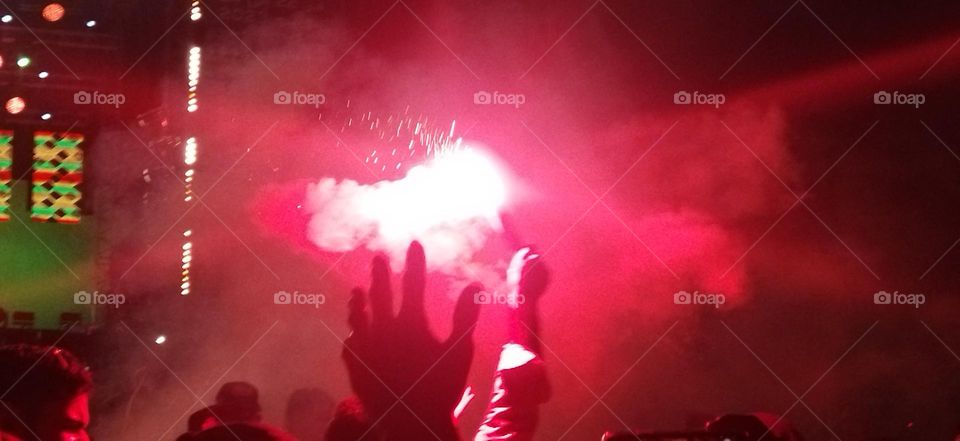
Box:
[3, 1, 960, 440]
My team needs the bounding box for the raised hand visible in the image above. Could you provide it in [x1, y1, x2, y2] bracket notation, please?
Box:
[507, 248, 548, 305]
[342, 241, 483, 441]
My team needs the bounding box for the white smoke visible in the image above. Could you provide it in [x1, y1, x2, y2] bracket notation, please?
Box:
[305, 147, 507, 274]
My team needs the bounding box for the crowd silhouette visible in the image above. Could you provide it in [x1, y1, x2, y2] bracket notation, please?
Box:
[2, 242, 942, 441]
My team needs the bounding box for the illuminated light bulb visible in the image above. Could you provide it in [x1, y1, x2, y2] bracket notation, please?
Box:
[41, 3, 65, 22]
[180, 288, 190, 296]
[5, 97, 25, 114]
[154, 335, 166, 344]
[85, 20, 96, 27]
[187, 104, 198, 112]
[183, 230, 192, 237]
[1, 15, 12, 23]
[41, 113, 51, 120]
[38, 71, 49, 79]
[16, 57, 30, 68]
[183, 242, 192, 250]
[184, 138, 197, 165]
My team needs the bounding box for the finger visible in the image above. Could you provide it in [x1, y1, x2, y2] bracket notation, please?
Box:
[347, 287, 368, 337]
[507, 247, 532, 288]
[399, 241, 427, 328]
[369, 255, 394, 329]
[520, 250, 549, 299]
[451, 282, 483, 340]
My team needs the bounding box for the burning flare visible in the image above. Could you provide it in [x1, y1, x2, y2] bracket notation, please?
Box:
[305, 146, 508, 272]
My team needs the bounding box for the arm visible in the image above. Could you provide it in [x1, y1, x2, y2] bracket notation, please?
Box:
[475, 248, 551, 441]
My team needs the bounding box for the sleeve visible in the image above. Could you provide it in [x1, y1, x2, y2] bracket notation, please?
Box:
[474, 344, 550, 441]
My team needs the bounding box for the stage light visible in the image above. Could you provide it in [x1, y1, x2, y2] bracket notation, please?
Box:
[1, 15, 12, 23]
[41, 113, 51, 120]
[5, 97, 25, 114]
[190, 1, 201, 21]
[16, 57, 30, 68]
[184, 137, 197, 164]
[41, 3, 65, 22]
[186, 46, 200, 111]
[154, 335, 166, 344]
[85, 20, 95, 27]
[38, 71, 48, 79]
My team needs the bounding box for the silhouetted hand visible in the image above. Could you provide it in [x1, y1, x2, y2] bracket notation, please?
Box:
[507, 247, 549, 305]
[343, 241, 482, 441]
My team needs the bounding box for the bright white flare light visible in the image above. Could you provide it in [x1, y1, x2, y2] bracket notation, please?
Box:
[306, 146, 508, 271]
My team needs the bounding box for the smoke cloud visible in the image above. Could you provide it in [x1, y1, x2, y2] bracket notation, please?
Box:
[304, 147, 507, 275]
